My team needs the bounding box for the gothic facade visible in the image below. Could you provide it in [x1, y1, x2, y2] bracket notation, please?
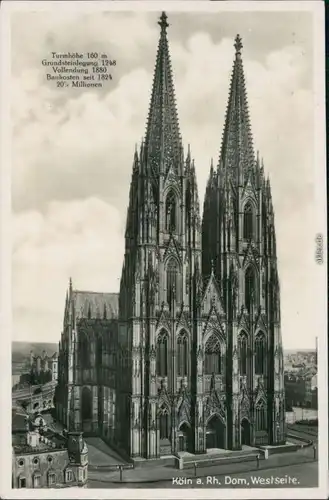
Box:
[56, 12, 285, 460]
[55, 287, 118, 445]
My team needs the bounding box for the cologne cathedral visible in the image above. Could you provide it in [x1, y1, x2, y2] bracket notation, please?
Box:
[55, 12, 285, 462]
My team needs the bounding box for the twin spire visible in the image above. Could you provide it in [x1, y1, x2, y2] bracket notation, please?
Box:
[219, 32, 254, 180]
[145, 12, 255, 181]
[144, 12, 182, 174]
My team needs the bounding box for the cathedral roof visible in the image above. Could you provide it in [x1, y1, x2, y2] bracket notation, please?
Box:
[218, 34, 254, 180]
[72, 291, 119, 320]
[144, 12, 182, 174]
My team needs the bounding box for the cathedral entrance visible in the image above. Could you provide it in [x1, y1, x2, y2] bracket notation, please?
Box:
[206, 415, 225, 449]
[241, 418, 251, 446]
[178, 423, 191, 452]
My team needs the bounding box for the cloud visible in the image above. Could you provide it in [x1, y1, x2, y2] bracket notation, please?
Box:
[13, 198, 124, 341]
[11, 11, 318, 349]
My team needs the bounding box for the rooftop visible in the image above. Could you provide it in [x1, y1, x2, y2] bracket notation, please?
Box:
[13, 442, 66, 455]
[72, 290, 119, 320]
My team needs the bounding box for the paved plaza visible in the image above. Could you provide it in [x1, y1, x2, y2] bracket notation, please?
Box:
[87, 446, 317, 489]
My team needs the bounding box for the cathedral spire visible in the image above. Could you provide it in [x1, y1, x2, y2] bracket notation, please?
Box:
[218, 34, 254, 182]
[144, 12, 182, 174]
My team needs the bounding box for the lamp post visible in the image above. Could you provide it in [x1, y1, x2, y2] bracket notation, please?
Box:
[118, 465, 123, 482]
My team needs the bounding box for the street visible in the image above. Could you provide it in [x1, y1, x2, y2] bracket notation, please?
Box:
[88, 453, 318, 489]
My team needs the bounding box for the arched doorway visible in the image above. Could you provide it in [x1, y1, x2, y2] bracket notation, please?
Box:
[206, 415, 226, 450]
[178, 423, 191, 452]
[241, 418, 251, 446]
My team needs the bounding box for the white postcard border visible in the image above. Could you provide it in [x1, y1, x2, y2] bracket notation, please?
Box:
[0, 1, 327, 499]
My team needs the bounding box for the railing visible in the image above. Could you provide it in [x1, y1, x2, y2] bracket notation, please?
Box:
[181, 451, 260, 470]
[286, 424, 318, 438]
[88, 463, 134, 472]
[286, 433, 313, 446]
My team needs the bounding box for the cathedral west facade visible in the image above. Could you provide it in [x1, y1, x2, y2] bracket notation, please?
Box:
[55, 12, 285, 461]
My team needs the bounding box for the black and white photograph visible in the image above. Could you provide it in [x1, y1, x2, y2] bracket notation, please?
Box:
[0, 1, 327, 498]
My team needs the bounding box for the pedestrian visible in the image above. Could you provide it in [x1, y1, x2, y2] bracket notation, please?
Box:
[118, 464, 123, 482]
[313, 444, 317, 460]
[256, 453, 260, 468]
[194, 462, 197, 477]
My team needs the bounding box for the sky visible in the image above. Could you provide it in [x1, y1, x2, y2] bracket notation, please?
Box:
[10, 8, 320, 349]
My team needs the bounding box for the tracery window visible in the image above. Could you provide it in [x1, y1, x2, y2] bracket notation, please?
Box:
[245, 266, 256, 311]
[166, 258, 179, 304]
[238, 332, 248, 376]
[243, 202, 253, 240]
[177, 331, 188, 376]
[156, 330, 168, 377]
[165, 191, 176, 232]
[204, 333, 222, 374]
[255, 333, 266, 375]
[159, 408, 170, 439]
[81, 387, 93, 420]
[255, 403, 267, 431]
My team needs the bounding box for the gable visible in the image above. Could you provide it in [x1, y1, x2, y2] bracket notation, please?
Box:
[202, 273, 224, 316]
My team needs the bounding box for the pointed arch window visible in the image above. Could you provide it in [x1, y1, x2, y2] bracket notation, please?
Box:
[80, 334, 89, 368]
[262, 207, 267, 253]
[165, 191, 177, 233]
[177, 331, 188, 376]
[159, 407, 170, 439]
[204, 333, 222, 375]
[238, 332, 248, 376]
[245, 266, 256, 311]
[255, 333, 266, 375]
[156, 330, 168, 377]
[255, 403, 267, 431]
[81, 387, 92, 420]
[166, 258, 179, 305]
[243, 202, 253, 240]
[96, 337, 102, 366]
[185, 188, 191, 224]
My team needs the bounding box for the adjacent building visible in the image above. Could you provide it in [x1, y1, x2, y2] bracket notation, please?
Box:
[285, 367, 317, 410]
[12, 410, 88, 488]
[30, 351, 58, 384]
[56, 12, 285, 463]
[55, 290, 118, 444]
